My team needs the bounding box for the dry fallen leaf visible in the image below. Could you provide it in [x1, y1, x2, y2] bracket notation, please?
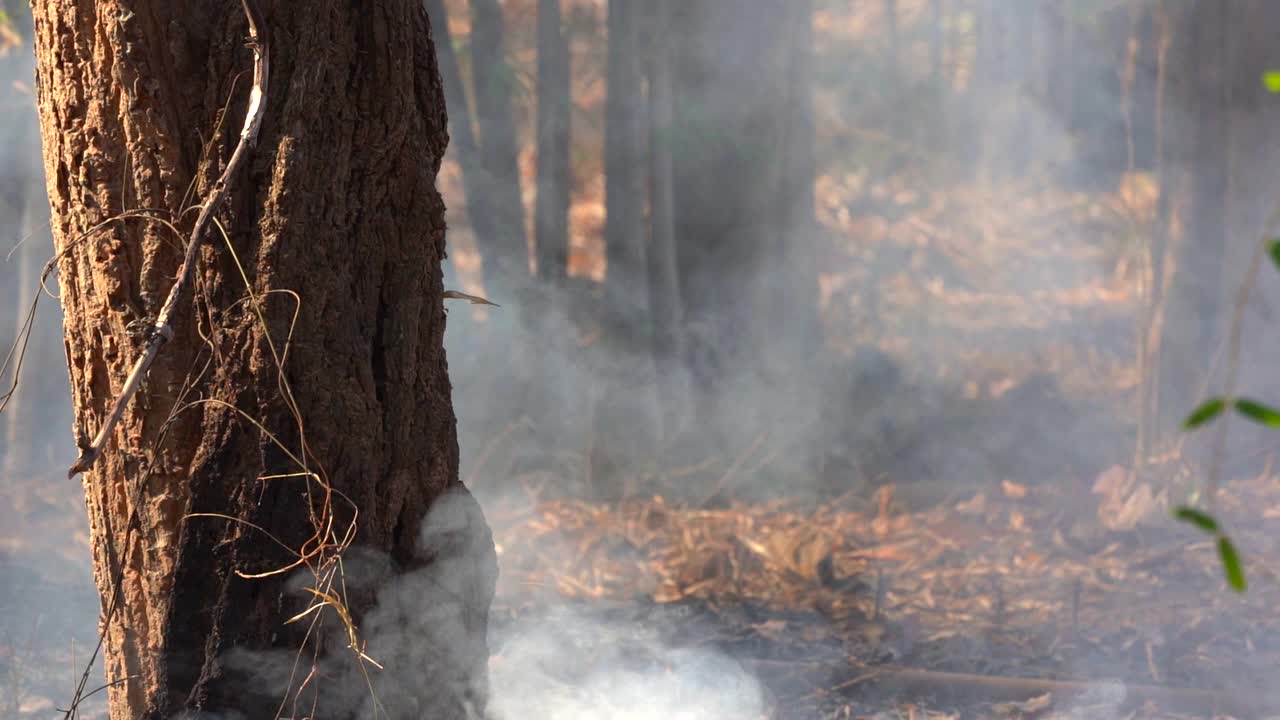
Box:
[874, 484, 895, 539]
[443, 290, 500, 307]
[1008, 509, 1025, 531]
[1093, 464, 1166, 531]
[753, 618, 788, 640]
[991, 691, 1052, 717]
[1001, 479, 1028, 499]
[956, 491, 987, 515]
[751, 527, 833, 581]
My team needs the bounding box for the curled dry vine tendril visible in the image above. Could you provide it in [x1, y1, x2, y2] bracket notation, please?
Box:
[66, 0, 270, 479]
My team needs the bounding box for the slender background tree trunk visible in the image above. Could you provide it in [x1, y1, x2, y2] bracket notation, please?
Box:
[426, 0, 501, 267]
[645, 0, 689, 439]
[929, 0, 945, 85]
[590, 0, 658, 494]
[883, 0, 899, 77]
[535, 0, 571, 285]
[1158, 0, 1227, 433]
[671, 0, 792, 430]
[470, 0, 530, 291]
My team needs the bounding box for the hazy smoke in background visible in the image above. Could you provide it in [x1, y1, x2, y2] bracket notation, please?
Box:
[5, 1, 1280, 718]
[442, 0, 1140, 505]
[0, 23, 101, 718]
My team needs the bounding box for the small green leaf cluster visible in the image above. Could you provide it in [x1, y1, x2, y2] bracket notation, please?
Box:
[1171, 506, 1245, 592]
[1174, 236, 1280, 592]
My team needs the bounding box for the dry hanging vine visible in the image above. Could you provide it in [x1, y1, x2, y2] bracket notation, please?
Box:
[66, 0, 270, 479]
[55, 2, 270, 716]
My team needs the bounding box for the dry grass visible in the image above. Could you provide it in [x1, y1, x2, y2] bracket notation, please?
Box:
[486, 472, 1280, 716]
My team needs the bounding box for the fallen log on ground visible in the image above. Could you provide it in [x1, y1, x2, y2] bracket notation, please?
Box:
[743, 659, 1270, 718]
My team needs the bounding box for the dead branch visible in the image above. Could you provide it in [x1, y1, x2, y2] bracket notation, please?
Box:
[67, 0, 270, 479]
[834, 664, 1267, 719]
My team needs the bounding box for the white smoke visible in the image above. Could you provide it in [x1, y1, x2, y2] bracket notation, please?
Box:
[487, 607, 767, 720]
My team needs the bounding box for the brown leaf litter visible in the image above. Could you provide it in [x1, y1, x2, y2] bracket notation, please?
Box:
[488, 472, 1280, 718]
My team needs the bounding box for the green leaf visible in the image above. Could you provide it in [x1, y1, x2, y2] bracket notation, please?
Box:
[1217, 537, 1246, 592]
[1182, 398, 1226, 430]
[1234, 398, 1280, 428]
[1269, 239, 1280, 272]
[1264, 71, 1280, 94]
[1173, 506, 1219, 534]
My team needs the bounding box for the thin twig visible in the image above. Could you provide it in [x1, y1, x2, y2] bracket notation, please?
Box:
[1206, 200, 1280, 509]
[67, 0, 270, 479]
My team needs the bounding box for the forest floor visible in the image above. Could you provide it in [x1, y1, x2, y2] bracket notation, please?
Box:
[7, 472, 1279, 719]
[3, 155, 1271, 720]
[485, 472, 1280, 719]
[8, 172, 1277, 719]
[470, 172, 1280, 718]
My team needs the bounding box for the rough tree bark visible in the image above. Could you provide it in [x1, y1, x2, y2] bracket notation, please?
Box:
[29, 2, 496, 718]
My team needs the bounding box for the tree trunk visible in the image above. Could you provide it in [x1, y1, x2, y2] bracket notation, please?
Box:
[535, 0, 571, 285]
[773, 0, 829, 492]
[425, 0, 501, 266]
[604, 0, 645, 332]
[470, 0, 529, 292]
[1126, 2, 1159, 172]
[0, 63, 30, 468]
[929, 0, 945, 85]
[1213, 0, 1280, 469]
[771, 0, 822, 374]
[1134, 0, 1177, 466]
[645, 0, 689, 438]
[0, 135, 39, 477]
[671, 0, 792, 429]
[884, 0, 899, 76]
[29, 3, 496, 718]
[1043, 4, 1077, 141]
[1, 169, 36, 476]
[1008, 0, 1041, 175]
[590, 0, 658, 494]
[1, 33, 67, 481]
[973, 0, 1006, 182]
[1158, 0, 1228, 429]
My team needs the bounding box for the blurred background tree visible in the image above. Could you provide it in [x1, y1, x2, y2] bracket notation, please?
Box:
[9, 0, 1280, 506]
[7, 0, 1280, 711]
